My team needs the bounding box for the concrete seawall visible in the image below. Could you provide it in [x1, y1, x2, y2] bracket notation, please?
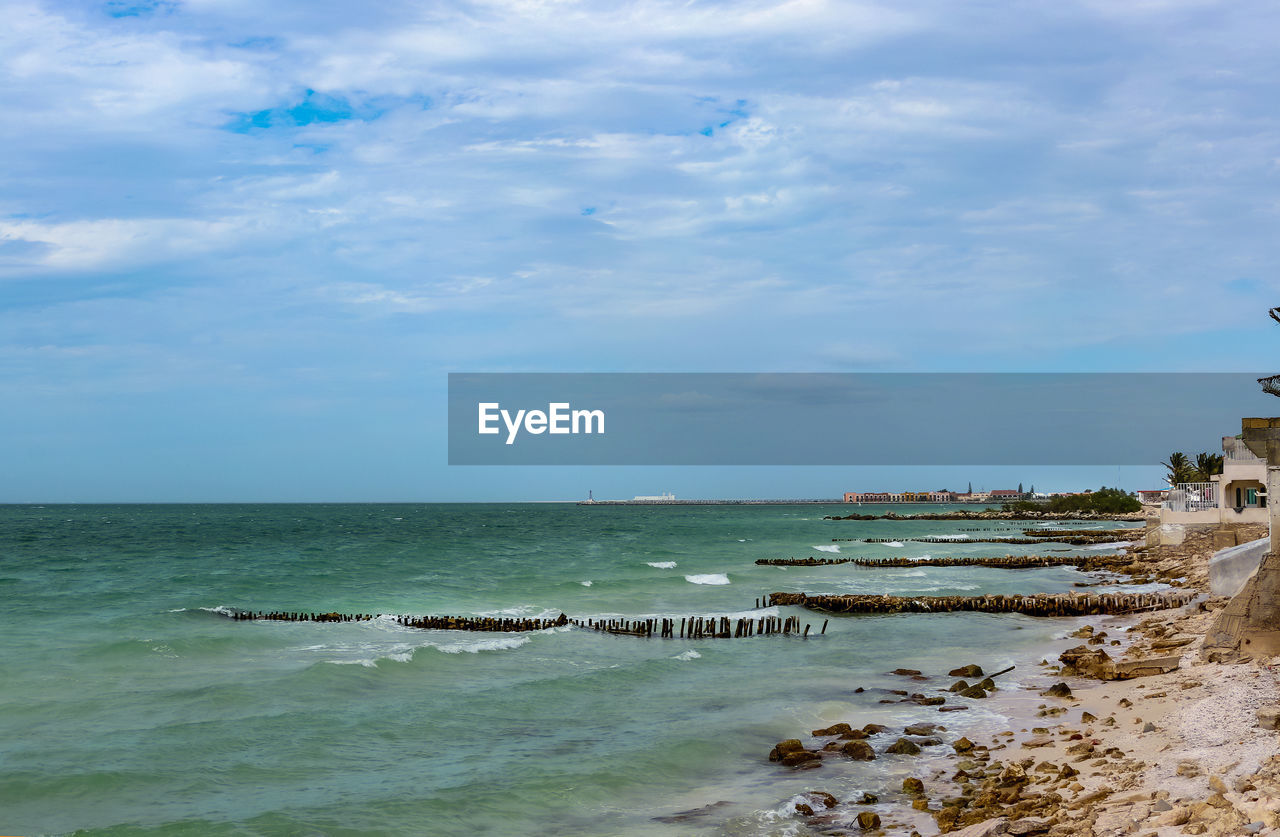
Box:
[1208, 536, 1270, 597]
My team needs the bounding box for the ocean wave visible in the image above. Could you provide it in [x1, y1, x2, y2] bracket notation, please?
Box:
[1085, 541, 1131, 550]
[646, 561, 677, 569]
[685, 573, 730, 585]
[673, 649, 701, 661]
[473, 605, 562, 620]
[580, 580, 593, 587]
[884, 541, 904, 548]
[813, 544, 841, 553]
[431, 635, 531, 654]
[579, 606, 777, 622]
[198, 605, 237, 617]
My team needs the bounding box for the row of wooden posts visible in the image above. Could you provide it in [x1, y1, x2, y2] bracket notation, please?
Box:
[223, 608, 828, 639]
[754, 554, 1127, 569]
[853, 535, 1127, 545]
[766, 590, 1197, 617]
[228, 611, 378, 622]
[568, 614, 828, 639]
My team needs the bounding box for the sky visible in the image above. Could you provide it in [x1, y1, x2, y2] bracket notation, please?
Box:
[2, 0, 1280, 502]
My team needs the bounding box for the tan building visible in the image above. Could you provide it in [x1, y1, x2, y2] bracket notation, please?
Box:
[1161, 436, 1267, 525]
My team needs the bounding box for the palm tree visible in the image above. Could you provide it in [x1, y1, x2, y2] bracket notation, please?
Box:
[1164, 452, 1195, 486]
[1193, 452, 1224, 482]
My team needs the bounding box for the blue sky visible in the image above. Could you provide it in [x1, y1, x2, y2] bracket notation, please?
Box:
[3, 0, 1279, 501]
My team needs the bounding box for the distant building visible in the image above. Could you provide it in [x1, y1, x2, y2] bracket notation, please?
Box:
[1136, 489, 1169, 505]
[990, 489, 1023, 500]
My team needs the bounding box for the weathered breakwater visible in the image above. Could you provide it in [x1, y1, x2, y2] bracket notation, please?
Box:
[219, 609, 827, 639]
[767, 590, 1197, 616]
[824, 511, 1145, 522]
[755, 554, 1128, 569]
[852, 535, 1129, 545]
[570, 614, 824, 639]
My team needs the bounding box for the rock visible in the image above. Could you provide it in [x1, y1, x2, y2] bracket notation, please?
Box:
[946, 816, 1009, 837]
[840, 729, 870, 739]
[892, 668, 922, 676]
[794, 803, 813, 816]
[959, 684, 988, 699]
[1157, 805, 1192, 826]
[1042, 682, 1072, 698]
[949, 664, 984, 677]
[862, 723, 889, 734]
[1058, 645, 1112, 679]
[841, 740, 876, 760]
[1081, 711, 1097, 723]
[1007, 820, 1050, 835]
[812, 722, 853, 736]
[1141, 721, 1156, 732]
[1020, 735, 1054, 748]
[978, 678, 996, 691]
[780, 749, 821, 767]
[769, 739, 805, 761]
[914, 696, 946, 706]
[1177, 761, 1202, 777]
[953, 736, 975, 753]
[856, 811, 881, 830]
[950, 679, 971, 692]
[904, 723, 936, 736]
[857, 791, 878, 804]
[1257, 705, 1280, 730]
[803, 790, 838, 809]
[903, 777, 925, 795]
[887, 737, 921, 755]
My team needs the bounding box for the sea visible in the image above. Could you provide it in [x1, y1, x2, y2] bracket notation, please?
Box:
[0, 503, 1144, 836]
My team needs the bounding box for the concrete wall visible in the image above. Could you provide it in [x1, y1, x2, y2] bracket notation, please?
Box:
[1209, 536, 1270, 597]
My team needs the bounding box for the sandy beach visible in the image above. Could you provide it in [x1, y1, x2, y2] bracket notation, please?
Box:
[926, 524, 1280, 837]
[771, 522, 1280, 836]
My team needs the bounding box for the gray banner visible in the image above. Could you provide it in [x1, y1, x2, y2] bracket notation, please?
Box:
[448, 373, 1270, 465]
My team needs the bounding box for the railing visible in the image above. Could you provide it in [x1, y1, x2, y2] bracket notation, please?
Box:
[1163, 482, 1219, 513]
[1223, 437, 1263, 462]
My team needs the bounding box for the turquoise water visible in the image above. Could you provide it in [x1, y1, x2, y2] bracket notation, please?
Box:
[0, 504, 1137, 836]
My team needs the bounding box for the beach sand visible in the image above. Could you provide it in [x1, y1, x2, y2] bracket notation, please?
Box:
[927, 524, 1280, 837]
[777, 523, 1280, 836]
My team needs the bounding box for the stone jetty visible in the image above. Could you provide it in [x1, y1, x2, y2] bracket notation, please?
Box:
[767, 590, 1197, 617]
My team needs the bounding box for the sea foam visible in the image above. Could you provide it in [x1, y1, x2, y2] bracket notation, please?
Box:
[646, 561, 677, 569]
[813, 544, 840, 553]
[685, 573, 730, 585]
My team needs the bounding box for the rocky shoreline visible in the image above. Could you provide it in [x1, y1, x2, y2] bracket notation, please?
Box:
[756, 522, 1280, 836]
